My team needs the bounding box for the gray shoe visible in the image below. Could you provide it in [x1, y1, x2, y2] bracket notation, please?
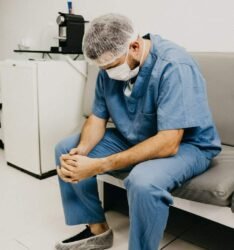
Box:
[55, 226, 113, 250]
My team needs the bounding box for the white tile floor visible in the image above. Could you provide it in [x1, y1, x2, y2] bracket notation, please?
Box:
[0, 149, 233, 250]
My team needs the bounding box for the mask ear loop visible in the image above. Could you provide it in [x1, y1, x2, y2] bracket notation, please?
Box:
[127, 38, 146, 68]
[125, 39, 144, 83]
[124, 42, 131, 65]
[139, 39, 146, 67]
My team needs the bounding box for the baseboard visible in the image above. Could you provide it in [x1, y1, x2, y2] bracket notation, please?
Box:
[7, 162, 57, 180]
[0, 140, 4, 149]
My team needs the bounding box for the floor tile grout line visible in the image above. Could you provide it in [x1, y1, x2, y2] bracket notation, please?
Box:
[160, 234, 181, 250]
[160, 223, 197, 250]
[161, 215, 198, 249]
[15, 239, 31, 250]
[161, 221, 212, 250]
[159, 235, 178, 250]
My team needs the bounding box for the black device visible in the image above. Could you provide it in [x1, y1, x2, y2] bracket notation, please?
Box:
[55, 12, 88, 54]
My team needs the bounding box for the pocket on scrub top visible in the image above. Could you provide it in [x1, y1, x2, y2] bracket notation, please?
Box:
[136, 112, 158, 141]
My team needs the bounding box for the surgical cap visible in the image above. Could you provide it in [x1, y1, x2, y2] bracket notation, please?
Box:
[83, 13, 138, 66]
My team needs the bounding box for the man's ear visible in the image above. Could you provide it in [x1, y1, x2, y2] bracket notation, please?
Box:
[129, 41, 140, 52]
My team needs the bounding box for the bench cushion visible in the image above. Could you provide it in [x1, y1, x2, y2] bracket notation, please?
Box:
[104, 145, 234, 208]
[172, 145, 234, 206]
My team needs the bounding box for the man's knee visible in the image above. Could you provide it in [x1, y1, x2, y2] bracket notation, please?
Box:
[124, 162, 173, 204]
[125, 162, 168, 189]
[54, 134, 81, 167]
[55, 134, 81, 156]
[55, 139, 67, 157]
[55, 140, 66, 166]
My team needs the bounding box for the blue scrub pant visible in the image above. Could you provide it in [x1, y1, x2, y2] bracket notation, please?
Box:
[55, 128, 210, 250]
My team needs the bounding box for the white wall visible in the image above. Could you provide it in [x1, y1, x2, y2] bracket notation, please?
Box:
[0, 0, 234, 60]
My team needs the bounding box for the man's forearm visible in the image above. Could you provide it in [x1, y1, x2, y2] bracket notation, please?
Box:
[100, 129, 183, 172]
[78, 115, 107, 155]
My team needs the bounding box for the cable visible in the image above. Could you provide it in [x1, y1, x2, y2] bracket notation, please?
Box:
[65, 55, 87, 78]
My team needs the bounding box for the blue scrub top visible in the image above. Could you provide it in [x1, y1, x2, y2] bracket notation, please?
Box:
[92, 34, 221, 160]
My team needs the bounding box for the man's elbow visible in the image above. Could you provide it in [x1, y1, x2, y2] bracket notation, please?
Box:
[157, 129, 183, 157]
[159, 144, 180, 158]
[169, 144, 180, 156]
[169, 130, 184, 156]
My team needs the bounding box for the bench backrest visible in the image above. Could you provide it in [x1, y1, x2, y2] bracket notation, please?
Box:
[191, 53, 234, 146]
[83, 52, 234, 146]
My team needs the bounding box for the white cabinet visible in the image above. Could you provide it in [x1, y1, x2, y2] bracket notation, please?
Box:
[0, 60, 86, 178]
[0, 90, 3, 146]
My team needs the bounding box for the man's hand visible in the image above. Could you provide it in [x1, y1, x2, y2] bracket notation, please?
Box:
[57, 154, 103, 183]
[69, 144, 88, 156]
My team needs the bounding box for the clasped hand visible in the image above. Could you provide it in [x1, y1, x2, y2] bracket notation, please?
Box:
[57, 150, 102, 183]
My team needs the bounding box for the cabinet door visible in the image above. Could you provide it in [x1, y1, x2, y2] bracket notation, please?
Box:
[37, 61, 86, 173]
[1, 62, 40, 174]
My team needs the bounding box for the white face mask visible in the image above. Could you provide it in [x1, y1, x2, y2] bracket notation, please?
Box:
[106, 40, 146, 81]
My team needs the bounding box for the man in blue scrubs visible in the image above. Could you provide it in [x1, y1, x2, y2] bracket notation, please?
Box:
[55, 13, 221, 250]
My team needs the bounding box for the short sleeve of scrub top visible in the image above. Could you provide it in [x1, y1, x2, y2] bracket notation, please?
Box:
[92, 71, 110, 120]
[157, 63, 208, 131]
